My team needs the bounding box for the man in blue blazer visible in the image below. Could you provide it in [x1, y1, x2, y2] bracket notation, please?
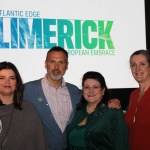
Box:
[23, 46, 121, 150]
[23, 46, 82, 150]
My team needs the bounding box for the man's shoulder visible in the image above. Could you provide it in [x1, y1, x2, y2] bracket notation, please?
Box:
[65, 82, 82, 100]
[24, 78, 42, 86]
[66, 82, 80, 90]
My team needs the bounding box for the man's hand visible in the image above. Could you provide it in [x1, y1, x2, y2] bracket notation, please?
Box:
[108, 98, 121, 109]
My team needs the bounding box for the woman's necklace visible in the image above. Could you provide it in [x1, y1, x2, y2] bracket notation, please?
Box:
[0, 106, 14, 150]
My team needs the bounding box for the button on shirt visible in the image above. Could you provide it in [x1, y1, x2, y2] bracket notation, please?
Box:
[42, 77, 73, 133]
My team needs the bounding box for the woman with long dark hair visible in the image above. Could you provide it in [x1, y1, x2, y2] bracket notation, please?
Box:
[0, 61, 48, 150]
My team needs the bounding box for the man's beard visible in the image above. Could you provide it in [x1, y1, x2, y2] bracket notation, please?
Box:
[50, 70, 66, 81]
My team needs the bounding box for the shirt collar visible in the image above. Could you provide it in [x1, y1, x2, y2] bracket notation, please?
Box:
[44, 74, 66, 88]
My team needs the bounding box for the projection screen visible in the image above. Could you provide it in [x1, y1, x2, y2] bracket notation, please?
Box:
[0, 0, 146, 89]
